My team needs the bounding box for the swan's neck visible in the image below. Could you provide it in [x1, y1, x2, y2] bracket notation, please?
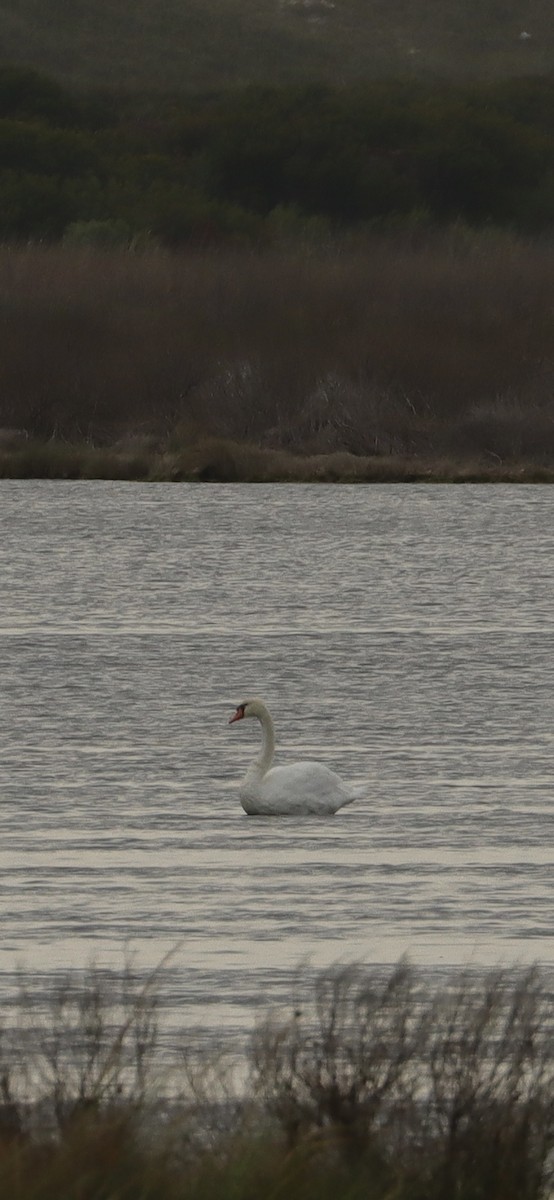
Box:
[247, 706, 275, 779]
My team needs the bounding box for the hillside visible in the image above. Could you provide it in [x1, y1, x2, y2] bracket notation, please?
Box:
[1, 0, 554, 93]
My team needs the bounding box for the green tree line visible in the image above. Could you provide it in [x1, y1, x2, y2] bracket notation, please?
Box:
[2, 65, 554, 243]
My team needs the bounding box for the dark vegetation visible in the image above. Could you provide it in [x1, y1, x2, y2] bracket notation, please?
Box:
[4, 66, 554, 244]
[1, 0, 554, 92]
[2, 959, 554, 1199]
[1, 234, 554, 479]
[1, 65, 554, 477]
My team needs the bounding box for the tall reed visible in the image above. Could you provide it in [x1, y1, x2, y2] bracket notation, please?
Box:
[1, 232, 554, 471]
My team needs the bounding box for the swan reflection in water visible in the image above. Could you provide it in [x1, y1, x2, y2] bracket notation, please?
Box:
[229, 698, 364, 816]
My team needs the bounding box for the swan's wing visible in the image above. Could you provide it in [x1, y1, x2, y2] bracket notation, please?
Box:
[261, 762, 359, 814]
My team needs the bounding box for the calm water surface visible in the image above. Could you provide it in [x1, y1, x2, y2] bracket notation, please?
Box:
[1, 482, 553, 1039]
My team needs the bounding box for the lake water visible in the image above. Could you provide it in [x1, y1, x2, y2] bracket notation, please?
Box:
[1, 481, 553, 1044]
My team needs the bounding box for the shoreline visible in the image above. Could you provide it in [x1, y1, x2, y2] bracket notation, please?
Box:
[1, 438, 553, 483]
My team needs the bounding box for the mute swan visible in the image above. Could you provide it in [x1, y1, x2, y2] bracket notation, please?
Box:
[228, 698, 361, 816]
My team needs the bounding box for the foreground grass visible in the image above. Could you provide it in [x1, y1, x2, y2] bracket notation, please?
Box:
[2, 960, 554, 1199]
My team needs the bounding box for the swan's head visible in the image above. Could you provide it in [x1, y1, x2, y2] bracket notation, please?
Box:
[228, 699, 266, 724]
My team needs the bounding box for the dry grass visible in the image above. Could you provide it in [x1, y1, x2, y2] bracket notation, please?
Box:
[2, 233, 554, 480]
[2, 438, 553, 482]
[1, 960, 554, 1199]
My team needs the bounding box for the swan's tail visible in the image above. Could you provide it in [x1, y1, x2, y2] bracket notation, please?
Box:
[342, 782, 367, 807]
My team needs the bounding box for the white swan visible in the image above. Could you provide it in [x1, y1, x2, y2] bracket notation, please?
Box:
[228, 698, 362, 816]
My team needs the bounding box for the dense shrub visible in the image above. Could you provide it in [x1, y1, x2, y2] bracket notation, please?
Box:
[3, 68, 554, 243]
[0, 65, 96, 126]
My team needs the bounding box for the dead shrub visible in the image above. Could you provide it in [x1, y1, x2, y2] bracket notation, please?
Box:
[293, 374, 419, 455]
[5, 961, 160, 1135]
[250, 962, 554, 1199]
[250, 961, 428, 1154]
[450, 398, 554, 463]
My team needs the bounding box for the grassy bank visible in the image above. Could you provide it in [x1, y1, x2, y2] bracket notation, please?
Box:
[2, 234, 554, 482]
[2, 960, 554, 1199]
[2, 437, 554, 482]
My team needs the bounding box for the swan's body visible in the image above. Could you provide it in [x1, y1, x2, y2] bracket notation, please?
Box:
[229, 698, 361, 816]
